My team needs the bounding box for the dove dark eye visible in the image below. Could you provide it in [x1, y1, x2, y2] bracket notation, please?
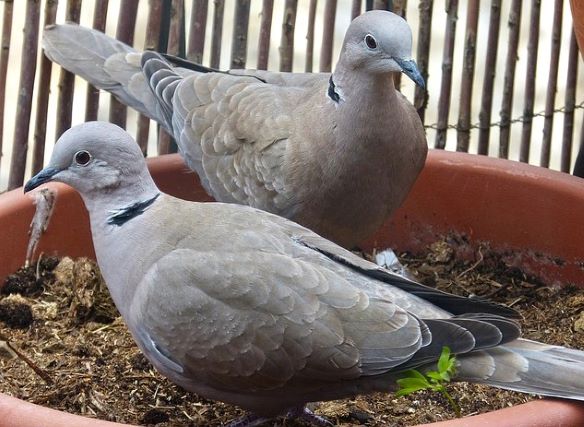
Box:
[74, 150, 92, 166]
[365, 34, 377, 49]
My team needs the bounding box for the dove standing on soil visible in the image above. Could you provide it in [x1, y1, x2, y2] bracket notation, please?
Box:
[25, 122, 584, 426]
[42, 11, 428, 248]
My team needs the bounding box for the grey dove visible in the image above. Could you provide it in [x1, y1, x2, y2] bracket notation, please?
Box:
[24, 122, 584, 426]
[42, 10, 428, 248]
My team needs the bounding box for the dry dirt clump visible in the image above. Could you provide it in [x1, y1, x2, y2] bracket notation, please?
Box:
[1, 238, 583, 426]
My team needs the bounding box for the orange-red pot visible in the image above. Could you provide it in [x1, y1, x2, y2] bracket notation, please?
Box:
[1, 151, 583, 426]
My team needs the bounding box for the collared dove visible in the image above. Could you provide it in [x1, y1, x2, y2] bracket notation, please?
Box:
[25, 122, 584, 426]
[42, 10, 428, 248]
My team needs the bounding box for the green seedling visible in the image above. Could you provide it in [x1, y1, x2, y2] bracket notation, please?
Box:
[395, 346, 461, 417]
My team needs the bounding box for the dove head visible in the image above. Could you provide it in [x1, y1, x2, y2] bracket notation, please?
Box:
[339, 10, 424, 87]
[25, 122, 157, 203]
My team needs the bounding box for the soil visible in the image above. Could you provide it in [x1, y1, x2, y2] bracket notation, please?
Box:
[1, 237, 583, 426]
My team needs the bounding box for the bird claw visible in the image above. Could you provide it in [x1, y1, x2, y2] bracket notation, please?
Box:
[286, 406, 334, 426]
[224, 406, 333, 427]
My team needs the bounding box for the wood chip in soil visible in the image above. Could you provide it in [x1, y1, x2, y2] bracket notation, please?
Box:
[1, 236, 583, 426]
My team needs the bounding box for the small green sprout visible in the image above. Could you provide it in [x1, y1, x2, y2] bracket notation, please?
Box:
[395, 346, 461, 417]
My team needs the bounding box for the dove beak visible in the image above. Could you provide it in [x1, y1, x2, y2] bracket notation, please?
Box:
[24, 167, 61, 193]
[394, 58, 425, 89]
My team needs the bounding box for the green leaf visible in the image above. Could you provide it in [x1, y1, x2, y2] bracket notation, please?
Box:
[397, 376, 430, 390]
[437, 346, 452, 373]
[402, 369, 428, 381]
[396, 387, 425, 397]
[426, 371, 443, 381]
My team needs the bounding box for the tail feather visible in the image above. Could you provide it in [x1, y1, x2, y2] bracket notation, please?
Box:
[456, 339, 584, 401]
[42, 24, 166, 125]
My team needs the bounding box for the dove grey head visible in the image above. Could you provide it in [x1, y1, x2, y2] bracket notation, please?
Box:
[25, 122, 157, 205]
[340, 10, 424, 87]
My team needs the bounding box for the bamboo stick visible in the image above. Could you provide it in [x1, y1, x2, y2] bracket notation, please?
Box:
[210, 0, 224, 69]
[392, 0, 406, 90]
[519, 0, 541, 163]
[188, 0, 208, 63]
[32, 0, 58, 175]
[158, 0, 184, 155]
[257, 0, 274, 70]
[435, 0, 458, 149]
[55, 0, 82, 140]
[0, 0, 14, 176]
[85, 0, 109, 122]
[319, 0, 337, 73]
[280, 0, 297, 72]
[539, 0, 562, 168]
[136, 0, 164, 156]
[414, 0, 433, 122]
[561, 30, 578, 173]
[477, 0, 501, 155]
[373, 0, 390, 9]
[352, 0, 361, 19]
[8, 0, 41, 190]
[109, 0, 139, 129]
[498, 0, 522, 159]
[231, 0, 250, 69]
[305, 0, 317, 72]
[456, 0, 479, 153]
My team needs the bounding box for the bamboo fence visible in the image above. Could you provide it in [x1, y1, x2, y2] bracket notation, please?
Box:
[0, 0, 582, 192]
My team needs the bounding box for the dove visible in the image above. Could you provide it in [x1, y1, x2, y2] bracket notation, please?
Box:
[42, 10, 428, 248]
[24, 122, 584, 426]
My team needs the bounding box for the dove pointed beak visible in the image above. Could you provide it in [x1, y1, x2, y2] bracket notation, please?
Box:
[24, 167, 61, 193]
[394, 58, 425, 89]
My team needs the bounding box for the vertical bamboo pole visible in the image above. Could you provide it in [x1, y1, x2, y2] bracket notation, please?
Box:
[8, 0, 41, 190]
[540, 0, 563, 168]
[210, 0, 224, 69]
[561, 30, 578, 173]
[498, 0, 522, 159]
[456, 0, 479, 153]
[136, 0, 164, 156]
[391, 0, 406, 90]
[109, 0, 139, 129]
[257, 0, 274, 70]
[373, 0, 390, 9]
[231, 0, 250, 69]
[188, 0, 208, 63]
[319, 0, 337, 73]
[414, 0, 433, 122]
[158, 0, 184, 155]
[280, 0, 297, 72]
[0, 0, 14, 176]
[305, 0, 317, 72]
[519, 0, 541, 163]
[477, 0, 501, 155]
[32, 0, 59, 175]
[435, 0, 458, 149]
[85, 0, 109, 122]
[352, 0, 361, 19]
[55, 0, 82, 140]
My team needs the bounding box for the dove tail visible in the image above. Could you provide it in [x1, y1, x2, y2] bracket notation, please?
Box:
[455, 338, 584, 401]
[42, 24, 166, 125]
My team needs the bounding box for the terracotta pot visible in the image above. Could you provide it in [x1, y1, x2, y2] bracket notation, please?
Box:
[1, 151, 583, 426]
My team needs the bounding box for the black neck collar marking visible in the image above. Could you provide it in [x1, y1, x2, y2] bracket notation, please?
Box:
[328, 76, 341, 103]
[107, 193, 160, 226]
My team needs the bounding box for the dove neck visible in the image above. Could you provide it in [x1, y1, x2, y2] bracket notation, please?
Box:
[80, 171, 160, 224]
[331, 65, 397, 104]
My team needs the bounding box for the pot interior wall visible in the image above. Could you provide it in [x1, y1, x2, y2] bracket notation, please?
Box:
[1, 151, 583, 287]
